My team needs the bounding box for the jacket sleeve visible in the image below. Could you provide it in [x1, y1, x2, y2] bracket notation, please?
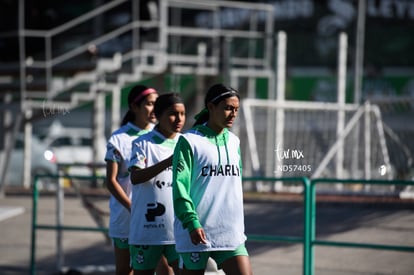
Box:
[172, 136, 201, 233]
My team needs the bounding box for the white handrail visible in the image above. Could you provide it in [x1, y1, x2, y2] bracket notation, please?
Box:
[20, 0, 275, 109]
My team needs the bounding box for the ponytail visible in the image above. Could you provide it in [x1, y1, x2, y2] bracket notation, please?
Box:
[193, 108, 209, 126]
[121, 110, 135, 126]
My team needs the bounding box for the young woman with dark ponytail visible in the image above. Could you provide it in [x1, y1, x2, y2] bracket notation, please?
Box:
[105, 84, 162, 275]
[172, 84, 252, 275]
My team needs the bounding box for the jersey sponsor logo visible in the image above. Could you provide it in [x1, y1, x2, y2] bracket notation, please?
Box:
[201, 164, 240, 177]
[155, 180, 172, 189]
[133, 152, 146, 166]
[145, 202, 166, 222]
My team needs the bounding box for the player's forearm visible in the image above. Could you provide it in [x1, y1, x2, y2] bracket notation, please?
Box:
[130, 156, 172, 184]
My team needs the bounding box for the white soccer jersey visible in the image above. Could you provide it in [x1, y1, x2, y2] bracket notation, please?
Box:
[173, 125, 246, 252]
[105, 122, 152, 239]
[128, 129, 180, 245]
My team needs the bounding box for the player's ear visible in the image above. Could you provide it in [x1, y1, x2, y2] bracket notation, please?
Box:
[206, 102, 215, 113]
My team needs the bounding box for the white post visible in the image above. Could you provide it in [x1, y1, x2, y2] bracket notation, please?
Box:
[196, 42, 207, 112]
[23, 109, 32, 188]
[247, 11, 258, 99]
[92, 89, 105, 186]
[45, 35, 52, 98]
[111, 86, 121, 133]
[336, 32, 347, 185]
[18, 0, 26, 111]
[364, 102, 371, 185]
[351, 0, 366, 180]
[354, 0, 366, 104]
[272, 31, 286, 192]
[159, 0, 167, 54]
[0, 94, 13, 196]
[132, 0, 140, 69]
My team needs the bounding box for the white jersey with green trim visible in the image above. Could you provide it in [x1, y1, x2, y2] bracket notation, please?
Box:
[173, 126, 246, 252]
[105, 122, 152, 239]
[128, 129, 180, 245]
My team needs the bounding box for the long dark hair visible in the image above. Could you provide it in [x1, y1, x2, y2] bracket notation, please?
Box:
[154, 93, 184, 119]
[121, 84, 157, 126]
[193, 83, 240, 126]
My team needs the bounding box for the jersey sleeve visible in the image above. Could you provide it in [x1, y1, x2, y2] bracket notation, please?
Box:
[172, 136, 201, 232]
[105, 141, 122, 163]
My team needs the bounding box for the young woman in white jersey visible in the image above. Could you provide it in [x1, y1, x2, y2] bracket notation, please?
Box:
[128, 93, 186, 275]
[172, 84, 252, 275]
[105, 85, 172, 275]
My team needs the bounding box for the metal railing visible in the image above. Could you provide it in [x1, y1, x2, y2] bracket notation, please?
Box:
[30, 174, 108, 275]
[242, 177, 414, 275]
[30, 175, 414, 275]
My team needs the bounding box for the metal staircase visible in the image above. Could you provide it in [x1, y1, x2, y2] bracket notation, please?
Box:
[20, 0, 275, 112]
[1, 0, 276, 190]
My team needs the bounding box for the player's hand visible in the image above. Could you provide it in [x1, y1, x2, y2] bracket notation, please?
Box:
[190, 228, 208, 245]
